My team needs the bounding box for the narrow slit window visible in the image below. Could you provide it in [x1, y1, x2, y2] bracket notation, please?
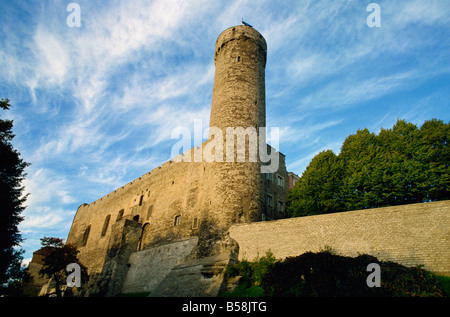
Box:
[116, 209, 124, 222]
[101, 215, 111, 236]
[192, 217, 198, 229]
[174, 215, 181, 226]
[82, 225, 91, 247]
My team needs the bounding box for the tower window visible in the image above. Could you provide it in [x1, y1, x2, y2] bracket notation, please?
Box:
[192, 217, 198, 229]
[174, 215, 181, 226]
[237, 56, 240, 62]
[139, 195, 144, 206]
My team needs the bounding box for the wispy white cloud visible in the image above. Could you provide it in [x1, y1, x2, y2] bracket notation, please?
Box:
[279, 119, 343, 145]
[287, 140, 343, 176]
[23, 168, 77, 208]
[33, 27, 70, 86]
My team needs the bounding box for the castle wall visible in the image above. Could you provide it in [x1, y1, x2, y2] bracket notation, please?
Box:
[66, 143, 289, 278]
[66, 157, 211, 275]
[230, 200, 450, 276]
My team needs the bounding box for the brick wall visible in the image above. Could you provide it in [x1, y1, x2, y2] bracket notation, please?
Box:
[230, 200, 450, 276]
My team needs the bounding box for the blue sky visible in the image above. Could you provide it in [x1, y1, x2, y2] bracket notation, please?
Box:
[0, 0, 449, 263]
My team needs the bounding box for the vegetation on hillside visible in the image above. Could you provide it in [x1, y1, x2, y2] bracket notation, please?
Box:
[287, 119, 449, 217]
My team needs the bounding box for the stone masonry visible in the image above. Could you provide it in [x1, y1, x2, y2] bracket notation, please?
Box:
[230, 200, 450, 276]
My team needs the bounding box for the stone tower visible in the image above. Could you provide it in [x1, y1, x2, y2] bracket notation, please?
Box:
[209, 25, 267, 134]
[205, 25, 268, 234]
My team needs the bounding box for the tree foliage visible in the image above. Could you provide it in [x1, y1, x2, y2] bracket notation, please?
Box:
[287, 119, 449, 217]
[38, 237, 88, 297]
[0, 98, 30, 292]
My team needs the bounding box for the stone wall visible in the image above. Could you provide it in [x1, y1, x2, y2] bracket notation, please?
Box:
[66, 145, 289, 277]
[121, 238, 198, 295]
[230, 200, 450, 276]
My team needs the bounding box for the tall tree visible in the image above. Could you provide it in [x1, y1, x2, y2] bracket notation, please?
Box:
[0, 98, 30, 292]
[287, 150, 344, 217]
[287, 119, 449, 217]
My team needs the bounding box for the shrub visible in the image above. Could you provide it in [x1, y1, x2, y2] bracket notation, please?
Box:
[260, 251, 446, 297]
[224, 250, 279, 286]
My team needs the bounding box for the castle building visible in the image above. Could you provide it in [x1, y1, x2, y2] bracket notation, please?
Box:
[64, 25, 292, 296]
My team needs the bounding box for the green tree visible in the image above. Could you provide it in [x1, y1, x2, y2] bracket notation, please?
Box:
[39, 237, 88, 297]
[288, 119, 449, 217]
[416, 119, 449, 201]
[339, 128, 380, 210]
[287, 150, 344, 217]
[0, 98, 30, 294]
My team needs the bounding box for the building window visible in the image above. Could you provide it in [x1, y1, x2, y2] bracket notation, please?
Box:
[133, 215, 140, 222]
[81, 225, 90, 247]
[139, 195, 144, 206]
[278, 201, 284, 213]
[267, 194, 273, 208]
[101, 215, 111, 237]
[139, 223, 150, 251]
[266, 173, 272, 182]
[237, 56, 240, 62]
[277, 175, 284, 187]
[192, 217, 198, 229]
[116, 209, 124, 222]
[174, 215, 181, 226]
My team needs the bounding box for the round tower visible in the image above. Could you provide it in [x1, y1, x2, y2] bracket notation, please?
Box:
[204, 25, 267, 238]
[209, 25, 267, 135]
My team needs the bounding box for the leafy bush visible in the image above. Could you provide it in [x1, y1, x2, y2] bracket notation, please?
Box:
[225, 250, 279, 286]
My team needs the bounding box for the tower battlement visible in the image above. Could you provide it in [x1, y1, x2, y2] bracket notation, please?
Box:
[214, 25, 267, 67]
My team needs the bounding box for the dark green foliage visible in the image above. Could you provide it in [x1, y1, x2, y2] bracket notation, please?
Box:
[0, 98, 30, 293]
[224, 251, 279, 286]
[288, 119, 449, 217]
[38, 237, 88, 297]
[260, 251, 446, 297]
